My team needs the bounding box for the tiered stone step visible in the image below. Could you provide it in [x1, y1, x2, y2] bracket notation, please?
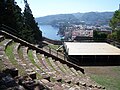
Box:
[0, 35, 4, 42]
[13, 43, 32, 76]
[49, 58, 104, 89]
[64, 65, 102, 88]
[18, 44, 105, 89]
[37, 54, 64, 81]
[48, 57, 75, 83]
[31, 53, 80, 89]
[0, 33, 105, 89]
[63, 64, 76, 76]
[55, 60, 77, 77]
[36, 55, 81, 89]
[32, 51, 47, 73]
[35, 53, 58, 76]
[36, 53, 51, 73]
[22, 46, 48, 78]
[39, 54, 56, 73]
[36, 54, 89, 89]
[18, 46, 35, 75]
[55, 61, 81, 83]
[32, 50, 59, 81]
[0, 39, 14, 69]
[55, 60, 82, 84]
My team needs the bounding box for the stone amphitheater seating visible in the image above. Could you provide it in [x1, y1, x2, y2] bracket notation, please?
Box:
[0, 30, 105, 90]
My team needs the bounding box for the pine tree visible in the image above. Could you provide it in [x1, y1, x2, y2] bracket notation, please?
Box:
[109, 10, 120, 30]
[109, 10, 120, 42]
[0, 0, 5, 24]
[0, 0, 23, 33]
[23, 0, 42, 44]
[0, 0, 42, 44]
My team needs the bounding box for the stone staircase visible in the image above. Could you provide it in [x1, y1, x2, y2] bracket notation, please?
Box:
[0, 31, 105, 90]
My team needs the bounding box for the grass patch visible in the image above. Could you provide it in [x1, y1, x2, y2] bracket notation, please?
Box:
[84, 66, 120, 90]
[90, 72, 120, 90]
[112, 66, 120, 74]
[5, 42, 17, 65]
[45, 58, 56, 71]
[28, 50, 43, 73]
[56, 62, 65, 73]
[36, 73, 42, 79]
[36, 54, 49, 71]
[88, 66, 120, 90]
[28, 50, 36, 65]
[5, 42, 26, 75]
[48, 45, 59, 50]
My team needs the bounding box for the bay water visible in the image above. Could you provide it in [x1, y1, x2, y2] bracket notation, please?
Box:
[38, 25, 61, 40]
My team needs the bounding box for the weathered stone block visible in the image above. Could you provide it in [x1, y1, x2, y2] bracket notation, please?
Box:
[3, 68, 18, 78]
[29, 72, 36, 80]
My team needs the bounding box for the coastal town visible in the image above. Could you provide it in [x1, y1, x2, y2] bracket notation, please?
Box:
[0, 0, 120, 90]
[58, 24, 112, 41]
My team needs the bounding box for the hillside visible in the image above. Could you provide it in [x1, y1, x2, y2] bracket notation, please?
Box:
[73, 12, 114, 25]
[36, 12, 114, 26]
[36, 14, 78, 25]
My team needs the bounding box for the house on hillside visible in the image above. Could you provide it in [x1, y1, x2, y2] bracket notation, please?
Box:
[72, 30, 93, 41]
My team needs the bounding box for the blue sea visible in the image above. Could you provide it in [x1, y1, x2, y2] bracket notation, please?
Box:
[38, 25, 61, 40]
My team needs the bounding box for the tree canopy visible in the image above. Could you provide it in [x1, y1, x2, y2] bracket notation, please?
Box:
[0, 0, 42, 44]
[109, 10, 120, 30]
[109, 10, 120, 42]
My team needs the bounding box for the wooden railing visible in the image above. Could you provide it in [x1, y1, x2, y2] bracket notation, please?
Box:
[106, 39, 120, 48]
[43, 37, 62, 45]
[42, 45, 67, 61]
[0, 24, 85, 74]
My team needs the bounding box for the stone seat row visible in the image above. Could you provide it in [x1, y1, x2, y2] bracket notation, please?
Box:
[0, 35, 105, 90]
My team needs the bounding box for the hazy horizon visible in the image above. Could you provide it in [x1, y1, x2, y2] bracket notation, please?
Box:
[17, 0, 119, 17]
[35, 11, 114, 18]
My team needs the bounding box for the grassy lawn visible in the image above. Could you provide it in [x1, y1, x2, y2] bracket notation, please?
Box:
[5, 42, 16, 65]
[83, 66, 120, 90]
[5, 42, 26, 75]
[91, 74, 120, 90]
[28, 50, 43, 78]
[28, 50, 36, 65]
[48, 45, 59, 50]
[28, 50, 42, 70]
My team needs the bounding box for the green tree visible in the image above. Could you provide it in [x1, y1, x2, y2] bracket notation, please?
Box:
[93, 30, 99, 40]
[109, 10, 120, 30]
[109, 10, 120, 42]
[0, 0, 42, 44]
[0, 0, 23, 32]
[107, 32, 117, 40]
[116, 28, 120, 42]
[93, 30, 107, 41]
[0, 0, 5, 24]
[23, 0, 42, 44]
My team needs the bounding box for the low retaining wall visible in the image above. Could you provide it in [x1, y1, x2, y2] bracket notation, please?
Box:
[69, 55, 120, 66]
[43, 37, 62, 45]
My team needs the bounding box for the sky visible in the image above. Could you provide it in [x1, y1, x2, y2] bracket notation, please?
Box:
[16, 0, 120, 17]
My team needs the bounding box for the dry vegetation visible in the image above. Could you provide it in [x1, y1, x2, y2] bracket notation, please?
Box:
[82, 66, 120, 90]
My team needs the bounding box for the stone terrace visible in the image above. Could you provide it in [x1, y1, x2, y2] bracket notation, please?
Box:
[0, 30, 105, 90]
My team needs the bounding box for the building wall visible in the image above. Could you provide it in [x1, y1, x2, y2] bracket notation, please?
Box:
[68, 55, 120, 66]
